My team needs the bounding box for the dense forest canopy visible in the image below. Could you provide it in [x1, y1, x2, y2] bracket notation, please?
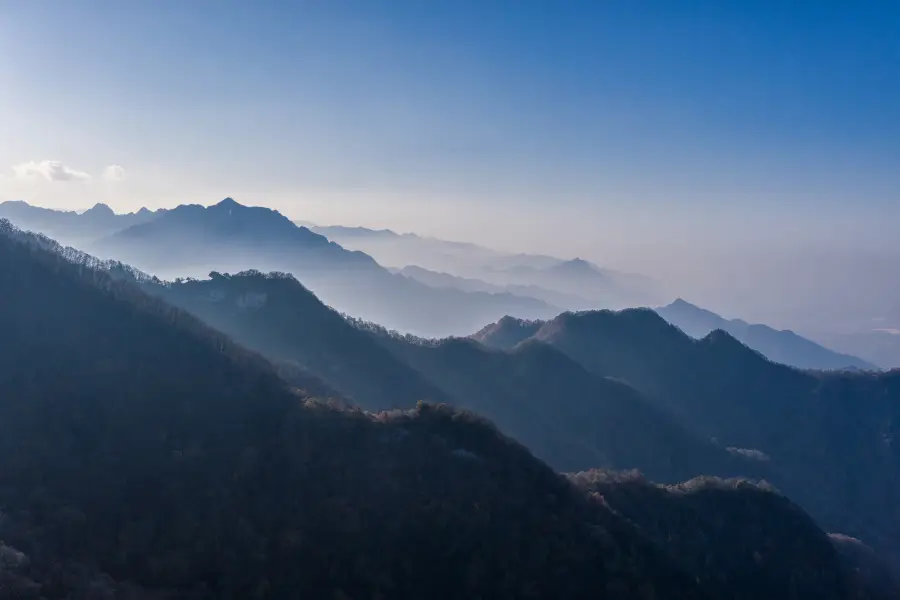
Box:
[0, 220, 897, 599]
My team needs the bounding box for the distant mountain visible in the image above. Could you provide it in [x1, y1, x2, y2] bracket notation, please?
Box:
[484, 257, 664, 308]
[86, 198, 560, 337]
[309, 223, 513, 274]
[308, 224, 406, 240]
[4, 219, 886, 599]
[657, 298, 877, 371]
[399, 264, 598, 309]
[0, 199, 162, 245]
[474, 308, 900, 566]
[310, 222, 663, 307]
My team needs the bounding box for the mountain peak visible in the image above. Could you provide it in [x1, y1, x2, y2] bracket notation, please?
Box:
[669, 298, 697, 309]
[471, 315, 546, 349]
[214, 197, 241, 209]
[84, 203, 115, 216]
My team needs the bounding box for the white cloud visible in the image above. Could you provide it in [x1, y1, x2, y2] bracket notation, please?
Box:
[12, 160, 91, 182]
[102, 164, 126, 182]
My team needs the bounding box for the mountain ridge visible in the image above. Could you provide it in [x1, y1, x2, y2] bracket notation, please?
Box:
[6, 199, 559, 337]
[3, 217, 889, 598]
[473, 308, 900, 565]
[0, 199, 163, 245]
[658, 298, 877, 371]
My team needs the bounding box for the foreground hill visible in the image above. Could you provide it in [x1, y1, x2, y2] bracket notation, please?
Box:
[1, 219, 890, 599]
[657, 298, 876, 371]
[477, 309, 900, 566]
[572, 471, 886, 600]
[0, 218, 705, 599]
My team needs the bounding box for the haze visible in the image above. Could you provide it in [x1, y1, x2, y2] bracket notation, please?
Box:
[2, 1, 899, 333]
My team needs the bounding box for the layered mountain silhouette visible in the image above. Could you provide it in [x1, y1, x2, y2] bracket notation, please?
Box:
[398, 264, 598, 310]
[658, 298, 877, 370]
[0, 199, 162, 246]
[4, 219, 892, 598]
[475, 309, 900, 567]
[106, 250, 900, 574]
[311, 222, 664, 307]
[0, 218, 696, 598]
[126, 269, 755, 483]
[4, 199, 559, 337]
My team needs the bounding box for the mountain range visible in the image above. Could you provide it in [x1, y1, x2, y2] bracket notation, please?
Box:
[2, 199, 880, 371]
[0, 199, 560, 337]
[310, 222, 664, 308]
[44, 215, 899, 572]
[2, 217, 897, 599]
[0, 199, 163, 245]
[473, 312, 900, 565]
[657, 298, 878, 371]
[396, 264, 602, 310]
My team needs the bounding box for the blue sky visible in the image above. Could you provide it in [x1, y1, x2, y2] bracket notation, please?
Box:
[2, 1, 898, 287]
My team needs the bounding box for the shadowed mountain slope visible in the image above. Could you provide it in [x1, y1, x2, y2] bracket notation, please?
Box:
[138, 269, 757, 484]
[475, 308, 900, 566]
[0, 219, 892, 599]
[0, 218, 709, 599]
[572, 471, 873, 600]
[155, 271, 450, 409]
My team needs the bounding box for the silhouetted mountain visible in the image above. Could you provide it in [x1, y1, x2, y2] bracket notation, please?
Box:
[477, 308, 900, 566]
[131, 267, 756, 483]
[88, 199, 558, 337]
[154, 271, 450, 409]
[471, 315, 545, 348]
[658, 298, 877, 370]
[0, 199, 163, 245]
[377, 332, 765, 482]
[3, 220, 881, 599]
[2, 218, 712, 599]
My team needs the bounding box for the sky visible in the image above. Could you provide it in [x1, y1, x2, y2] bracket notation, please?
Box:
[2, 1, 899, 324]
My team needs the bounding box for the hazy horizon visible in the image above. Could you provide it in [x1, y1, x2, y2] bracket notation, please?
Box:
[3, 1, 899, 332]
